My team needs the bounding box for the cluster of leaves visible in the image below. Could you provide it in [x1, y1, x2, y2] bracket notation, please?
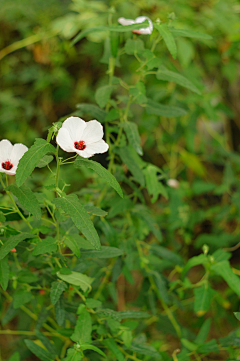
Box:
[1, 0, 240, 361]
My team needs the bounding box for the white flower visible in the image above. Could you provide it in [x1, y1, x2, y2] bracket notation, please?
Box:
[0, 139, 28, 176]
[167, 179, 180, 189]
[56, 116, 109, 158]
[118, 16, 153, 35]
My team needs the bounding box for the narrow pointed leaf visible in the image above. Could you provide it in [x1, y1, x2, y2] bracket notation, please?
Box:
[24, 340, 53, 361]
[50, 281, 68, 305]
[170, 28, 212, 40]
[155, 24, 177, 59]
[0, 256, 9, 290]
[74, 157, 123, 198]
[157, 67, 201, 94]
[57, 271, 94, 292]
[53, 194, 100, 250]
[146, 99, 187, 117]
[122, 122, 143, 155]
[211, 260, 240, 297]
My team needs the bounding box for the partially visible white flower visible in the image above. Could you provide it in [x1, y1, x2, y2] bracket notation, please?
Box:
[0, 140, 28, 176]
[118, 16, 153, 35]
[56, 116, 109, 158]
[167, 179, 180, 189]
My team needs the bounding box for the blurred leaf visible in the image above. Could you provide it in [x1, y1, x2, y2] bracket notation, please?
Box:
[146, 99, 187, 117]
[76, 103, 107, 123]
[155, 24, 177, 59]
[110, 32, 119, 58]
[32, 237, 58, 256]
[36, 155, 54, 168]
[170, 28, 212, 40]
[103, 339, 124, 361]
[0, 256, 9, 290]
[122, 122, 143, 155]
[124, 39, 145, 55]
[194, 285, 215, 314]
[0, 232, 34, 260]
[84, 205, 108, 217]
[13, 290, 32, 309]
[81, 343, 106, 357]
[81, 246, 123, 259]
[195, 319, 211, 344]
[71, 308, 92, 343]
[197, 339, 219, 354]
[180, 150, 206, 176]
[24, 340, 53, 361]
[211, 261, 240, 297]
[64, 235, 81, 257]
[157, 67, 201, 94]
[95, 85, 115, 108]
[55, 298, 65, 326]
[8, 352, 20, 361]
[117, 146, 145, 186]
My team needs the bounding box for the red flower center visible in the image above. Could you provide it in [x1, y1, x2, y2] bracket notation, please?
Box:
[74, 141, 86, 151]
[2, 161, 13, 170]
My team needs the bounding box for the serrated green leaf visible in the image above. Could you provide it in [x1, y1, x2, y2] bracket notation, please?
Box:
[7, 184, 42, 219]
[95, 85, 115, 108]
[211, 260, 240, 297]
[124, 38, 145, 55]
[74, 157, 123, 197]
[194, 285, 215, 314]
[81, 343, 107, 357]
[64, 348, 82, 361]
[122, 122, 143, 155]
[76, 103, 107, 123]
[86, 298, 102, 309]
[57, 271, 94, 292]
[155, 24, 177, 59]
[34, 330, 58, 357]
[53, 194, 100, 250]
[0, 232, 34, 260]
[71, 309, 92, 343]
[32, 237, 57, 256]
[71, 21, 149, 45]
[146, 99, 187, 117]
[24, 339, 53, 361]
[0, 256, 9, 290]
[81, 246, 123, 259]
[103, 339, 124, 361]
[170, 28, 212, 40]
[96, 309, 149, 321]
[50, 281, 68, 305]
[157, 67, 201, 94]
[16, 139, 55, 187]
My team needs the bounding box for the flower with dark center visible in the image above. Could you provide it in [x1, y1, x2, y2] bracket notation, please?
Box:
[118, 16, 153, 35]
[0, 139, 28, 175]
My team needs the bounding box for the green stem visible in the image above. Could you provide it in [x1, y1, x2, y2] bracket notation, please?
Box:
[55, 145, 61, 253]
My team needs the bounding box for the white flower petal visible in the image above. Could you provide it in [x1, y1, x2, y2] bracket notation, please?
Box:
[75, 148, 95, 158]
[82, 120, 104, 144]
[56, 128, 76, 153]
[118, 17, 135, 26]
[0, 139, 13, 164]
[86, 139, 109, 155]
[10, 143, 28, 166]
[134, 16, 153, 34]
[62, 116, 87, 141]
[0, 166, 17, 176]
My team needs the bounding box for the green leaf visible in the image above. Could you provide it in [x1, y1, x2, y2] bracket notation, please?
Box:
[7, 184, 42, 219]
[194, 285, 215, 315]
[181, 339, 197, 351]
[71, 21, 149, 45]
[122, 122, 143, 155]
[95, 85, 115, 108]
[182, 254, 208, 277]
[16, 139, 55, 187]
[129, 343, 161, 358]
[64, 235, 81, 257]
[211, 260, 240, 297]
[64, 348, 82, 361]
[57, 271, 94, 292]
[50, 281, 68, 305]
[55, 298, 65, 326]
[195, 319, 211, 344]
[71, 309, 92, 343]
[84, 205, 108, 217]
[74, 157, 123, 198]
[8, 352, 20, 361]
[36, 155, 54, 168]
[143, 164, 168, 202]
[103, 339, 124, 361]
[0, 232, 34, 260]
[0, 255, 9, 290]
[110, 31, 119, 58]
[81, 246, 123, 259]
[170, 28, 212, 40]
[124, 38, 145, 55]
[32, 237, 58, 256]
[76, 103, 107, 123]
[150, 244, 184, 266]
[107, 198, 133, 219]
[24, 339, 54, 361]
[156, 67, 201, 94]
[146, 99, 187, 117]
[180, 150, 206, 176]
[0, 211, 6, 222]
[154, 24, 177, 59]
[81, 343, 107, 357]
[53, 194, 100, 250]
[34, 330, 58, 357]
[116, 146, 145, 187]
[197, 339, 219, 354]
[152, 271, 169, 304]
[97, 309, 149, 321]
[234, 312, 240, 322]
[13, 290, 32, 309]
[86, 298, 102, 309]
[133, 206, 162, 243]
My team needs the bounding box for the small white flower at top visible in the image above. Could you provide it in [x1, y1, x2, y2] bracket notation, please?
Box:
[118, 16, 153, 35]
[56, 116, 109, 158]
[0, 139, 28, 175]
